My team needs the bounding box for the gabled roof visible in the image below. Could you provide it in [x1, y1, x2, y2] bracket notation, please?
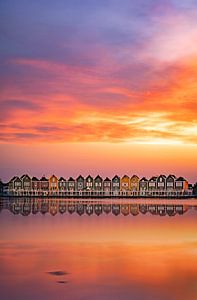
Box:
[76, 175, 84, 181]
[176, 177, 186, 181]
[104, 177, 111, 181]
[149, 176, 157, 181]
[40, 176, 48, 181]
[86, 175, 93, 180]
[21, 174, 31, 180]
[14, 176, 22, 182]
[122, 175, 129, 179]
[94, 175, 102, 181]
[131, 175, 139, 179]
[32, 176, 39, 181]
[9, 176, 17, 182]
[59, 177, 66, 181]
[68, 177, 75, 181]
[167, 174, 176, 179]
[112, 175, 120, 180]
[50, 174, 58, 179]
[157, 174, 166, 179]
[140, 177, 148, 181]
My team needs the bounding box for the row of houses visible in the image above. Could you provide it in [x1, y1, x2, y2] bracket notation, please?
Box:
[0, 174, 195, 197]
[0, 198, 190, 216]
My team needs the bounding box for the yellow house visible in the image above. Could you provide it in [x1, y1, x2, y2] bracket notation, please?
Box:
[49, 175, 58, 192]
[130, 175, 139, 191]
[121, 175, 130, 191]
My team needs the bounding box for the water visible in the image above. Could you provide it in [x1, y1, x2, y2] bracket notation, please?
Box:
[0, 198, 197, 300]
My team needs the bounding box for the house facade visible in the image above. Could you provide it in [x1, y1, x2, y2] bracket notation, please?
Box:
[49, 175, 58, 194]
[1, 173, 194, 197]
[40, 176, 49, 195]
[130, 175, 139, 195]
[31, 177, 40, 195]
[67, 177, 75, 194]
[85, 175, 94, 192]
[112, 175, 120, 196]
[76, 175, 85, 192]
[139, 177, 148, 195]
[94, 175, 103, 193]
[21, 174, 32, 195]
[58, 177, 67, 193]
[121, 175, 130, 194]
[157, 175, 166, 192]
[103, 177, 111, 196]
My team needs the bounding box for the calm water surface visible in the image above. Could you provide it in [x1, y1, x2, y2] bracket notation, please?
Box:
[0, 198, 197, 300]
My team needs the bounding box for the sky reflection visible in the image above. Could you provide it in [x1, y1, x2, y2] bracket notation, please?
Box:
[0, 199, 197, 299]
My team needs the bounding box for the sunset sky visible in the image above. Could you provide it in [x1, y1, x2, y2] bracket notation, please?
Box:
[0, 0, 197, 182]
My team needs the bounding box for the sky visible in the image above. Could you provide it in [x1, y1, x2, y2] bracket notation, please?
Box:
[0, 0, 197, 182]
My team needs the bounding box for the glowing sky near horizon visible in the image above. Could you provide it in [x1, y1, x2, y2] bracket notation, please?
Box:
[0, 0, 197, 182]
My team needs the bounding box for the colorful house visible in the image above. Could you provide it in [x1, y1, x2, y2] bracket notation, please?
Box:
[58, 177, 67, 192]
[130, 175, 139, 193]
[31, 177, 40, 195]
[175, 177, 188, 192]
[157, 175, 166, 191]
[49, 175, 58, 193]
[21, 174, 31, 193]
[85, 175, 93, 191]
[94, 175, 103, 192]
[166, 175, 176, 191]
[67, 177, 75, 192]
[112, 175, 120, 196]
[139, 177, 148, 194]
[12, 176, 23, 195]
[76, 175, 85, 191]
[148, 176, 157, 191]
[40, 176, 49, 195]
[120, 175, 130, 193]
[103, 177, 111, 195]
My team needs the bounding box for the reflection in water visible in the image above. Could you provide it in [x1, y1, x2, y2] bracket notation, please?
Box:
[0, 198, 194, 217]
[0, 198, 197, 300]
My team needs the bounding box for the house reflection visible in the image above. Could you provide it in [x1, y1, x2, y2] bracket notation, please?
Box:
[0, 198, 193, 217]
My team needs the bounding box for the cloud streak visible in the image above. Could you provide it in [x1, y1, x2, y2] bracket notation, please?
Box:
[0, 0, 197, 146]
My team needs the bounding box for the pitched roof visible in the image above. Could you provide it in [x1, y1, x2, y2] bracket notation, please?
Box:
[59, 177, 66, 181]
[50, 174, 58, 179]
[149, 176, 157, 181]
[76, 175, 84, 180]
[32, 176, 39, 181]
[40, 176, 48, 181]
[104, 177, 111, 181]
[9, 176, 17, 182]
[86, 175, 93, 180]
[68, 177, 75, 181]
[140, 177, 148, 181]
[21, 174, 31, 180]
[122, 175, 129, 179]
[157, 174, 166, 178]
[167, 174, 176, 179]
[176, 177, 186, 181]
[112, 175, 120, 180]
[94, 175, 102, 181]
